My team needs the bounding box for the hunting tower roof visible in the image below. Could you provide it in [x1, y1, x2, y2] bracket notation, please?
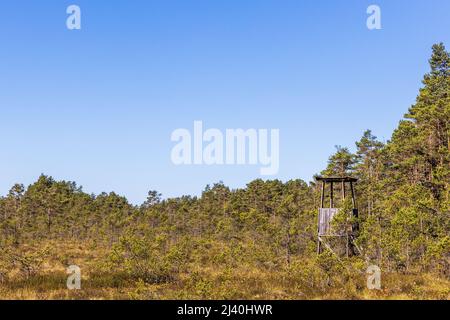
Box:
[315, 176, 358, 183]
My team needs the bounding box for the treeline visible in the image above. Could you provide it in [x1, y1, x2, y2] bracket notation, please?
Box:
[0, 44, 449, 292]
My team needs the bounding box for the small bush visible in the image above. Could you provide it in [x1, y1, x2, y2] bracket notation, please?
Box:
[107, 234, 190, 284]
[0, 246, 50, 280]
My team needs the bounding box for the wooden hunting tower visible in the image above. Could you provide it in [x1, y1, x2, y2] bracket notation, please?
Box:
[316, 176, 359, 256]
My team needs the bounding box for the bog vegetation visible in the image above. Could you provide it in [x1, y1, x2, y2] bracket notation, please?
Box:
[0, 44, 449, 300]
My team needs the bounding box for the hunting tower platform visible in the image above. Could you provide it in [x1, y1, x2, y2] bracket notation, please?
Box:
[316, 176, 359, 256]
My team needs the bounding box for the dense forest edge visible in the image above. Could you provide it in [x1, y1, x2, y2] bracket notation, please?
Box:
[0, 43, 449, 300]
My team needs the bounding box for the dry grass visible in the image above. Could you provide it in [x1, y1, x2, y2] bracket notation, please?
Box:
[0, 241, 449, 300]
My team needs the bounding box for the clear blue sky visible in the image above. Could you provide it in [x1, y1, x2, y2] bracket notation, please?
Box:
[1, 0, 449, 204]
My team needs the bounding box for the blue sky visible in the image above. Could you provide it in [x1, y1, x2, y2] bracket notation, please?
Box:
[1, 0, 449, 204]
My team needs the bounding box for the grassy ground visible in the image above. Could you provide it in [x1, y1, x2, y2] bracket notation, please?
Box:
[0, 241, 449, 300]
